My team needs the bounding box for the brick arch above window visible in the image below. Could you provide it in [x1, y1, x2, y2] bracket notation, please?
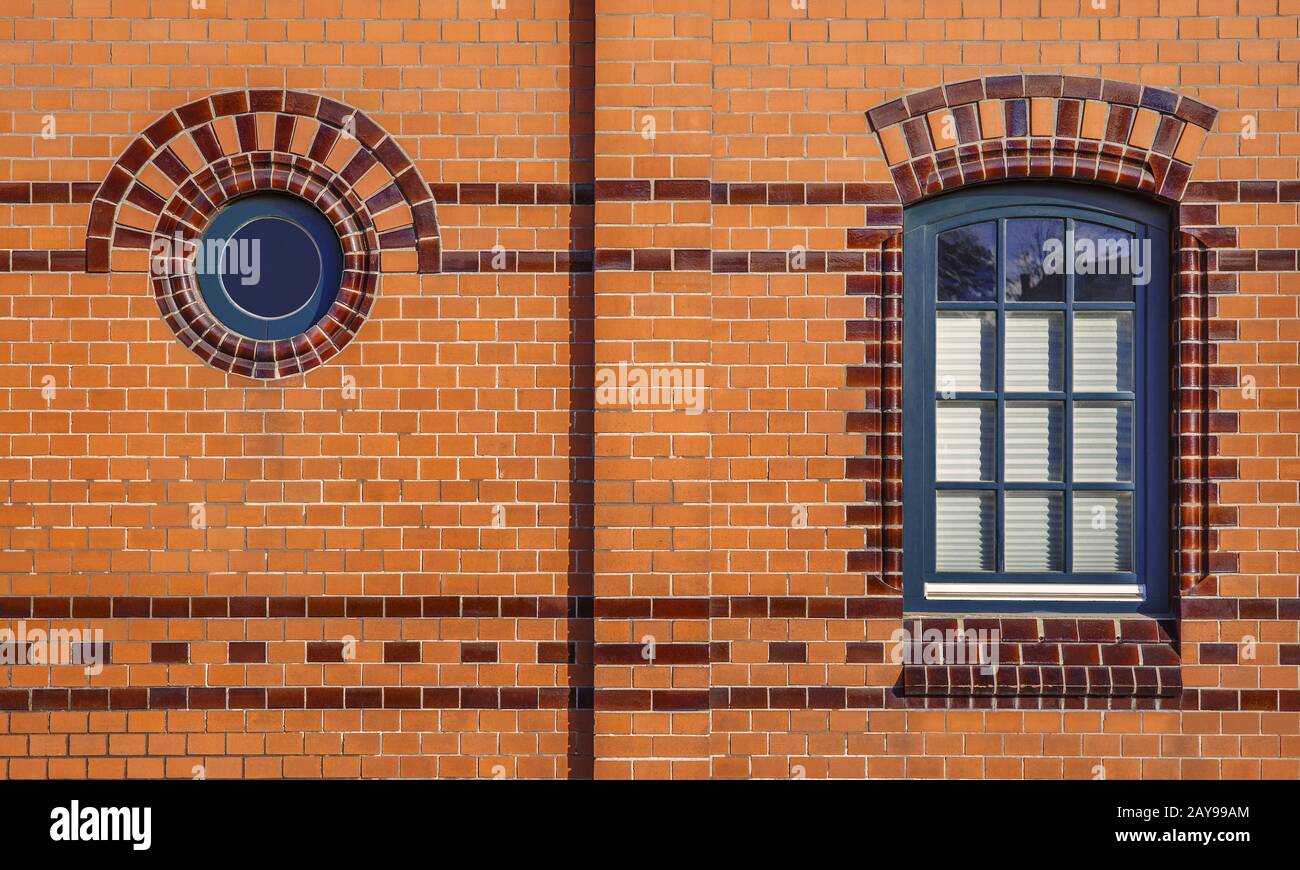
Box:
[865, 75, 1217, 205]
[87, 88, 439, 274]
[85, 89, 439, 378]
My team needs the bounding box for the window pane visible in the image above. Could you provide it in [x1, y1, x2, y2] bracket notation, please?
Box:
[1005, 311, 1063, 392]
[936, 401, 995, 481]
[1072, 492, 1133, 572]
[937, 222, 996, 302]
[1005, 218, 1065, 301]
[936, 312, 995, 393]
[1073, 401, 1134, 482]
[936, 491, 995, 571]
[1073, 311, 1134, 392]
[1005, 491, 1064, 572]
[1005, 401, 1063, 481]
[1074, 221, 1137, 301]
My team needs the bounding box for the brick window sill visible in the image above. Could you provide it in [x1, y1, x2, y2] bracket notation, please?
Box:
[898, 615, 1180, 698]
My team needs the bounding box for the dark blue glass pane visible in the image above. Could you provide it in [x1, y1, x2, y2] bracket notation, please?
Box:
[1074, 221, 1136, 301]
[195, 193, 343, 341]
[936, 222, 995, 301]
[219, 217, 323, 319]
[1005, 218, 1064, 301]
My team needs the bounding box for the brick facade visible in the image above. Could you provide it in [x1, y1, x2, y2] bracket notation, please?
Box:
[0, 1, 1297, 779]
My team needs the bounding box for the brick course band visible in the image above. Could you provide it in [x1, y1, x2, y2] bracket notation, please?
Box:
[0, 250, 87, 272]
[0, 595, 589, 619]
[85, 88, 439, 379]
[0, 687, 594, 712]
[707, 688, 1250, 711]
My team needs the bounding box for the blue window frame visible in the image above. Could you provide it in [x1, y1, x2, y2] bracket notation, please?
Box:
[902, 183, 1170, 615]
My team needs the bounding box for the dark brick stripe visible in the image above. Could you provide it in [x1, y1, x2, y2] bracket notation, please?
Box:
[711, 687, 890, 710]
[132, 639, 576, 665]
[709, 640, 1175, 666]
[0, 595, 593, 619]
[441, 249, 594, 273]
[593, 248, 710, 271]
[0, 180, 707, 209]
[1212, 249, 1298, 271]
[0, 686, 595, 712]
[372, 177, 1300, 209]
[431, 182, 594, 205]
[443, 246, 894, 273]
[21, 241, 1293, 276]
[711, 181, 898, 205]
[0, 250, 86, 271]
[708, 595, 903, 619]
[6, 594, 1288, 621]
[0, 642, 111, 662]
[712, 250, 871, 273]
[1, 638, 578, 667]
[16, 176, 1297, 208]
[711, 687, 1173, 711]
[595, 179, 711, 200]
[439, 179, 710, 203]
[709, 594, 1269, 626]
[595, 597, 711, 618]
[4, 681, 1285, 713]
[594, 643, 710, 665]
[0, 182, 100, 203]
[1186, 180, 1300, 202]
[594, 689, 709, 711]
[710, 686, 1297, 712]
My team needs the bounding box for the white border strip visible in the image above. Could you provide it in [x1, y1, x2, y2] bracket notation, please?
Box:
[925, 582, 1143, 601]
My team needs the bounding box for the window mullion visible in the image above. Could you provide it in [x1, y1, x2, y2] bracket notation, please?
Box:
[1064, 216, 1075, 574]
[996, 218, 1006, 575]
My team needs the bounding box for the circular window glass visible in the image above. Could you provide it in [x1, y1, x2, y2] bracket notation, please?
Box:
[194, 193, 344, 341]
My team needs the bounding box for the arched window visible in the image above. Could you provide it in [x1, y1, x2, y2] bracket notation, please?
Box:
[902, 182, 1170, 614]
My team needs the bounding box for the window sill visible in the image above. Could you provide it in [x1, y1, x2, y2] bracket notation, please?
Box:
[897, 614, 1180, 698]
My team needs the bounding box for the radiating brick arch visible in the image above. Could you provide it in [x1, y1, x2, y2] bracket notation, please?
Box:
[86, 89, 439, 378]
[866, 75, 1217, 204]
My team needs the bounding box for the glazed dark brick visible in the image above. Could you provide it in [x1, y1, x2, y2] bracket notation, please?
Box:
[461, 643, 499, 664]
[306, 643, 345, 663]
[1199, 643, 1238, 665]
[150, 643, 188, 664]
[768, 642, 807, 664]
[228, 642, 266, 664]
[384, 642, 421, 663]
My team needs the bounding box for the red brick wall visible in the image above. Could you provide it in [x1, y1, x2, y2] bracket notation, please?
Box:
[0, 0, 1296, 779]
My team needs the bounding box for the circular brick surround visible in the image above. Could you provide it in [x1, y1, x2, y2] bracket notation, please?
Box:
[866, 74, 1217, 205]
[86, 89, 439, 379]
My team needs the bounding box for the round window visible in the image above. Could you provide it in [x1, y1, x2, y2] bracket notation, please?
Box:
[194, 193, 344, 341]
